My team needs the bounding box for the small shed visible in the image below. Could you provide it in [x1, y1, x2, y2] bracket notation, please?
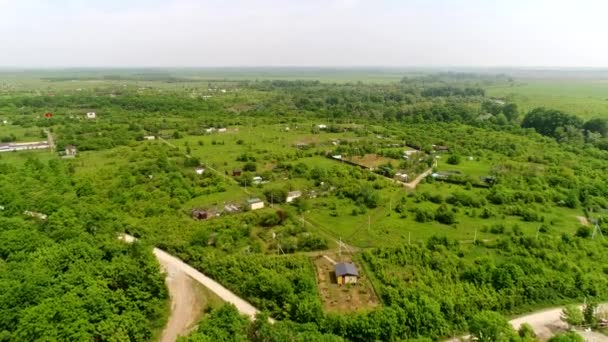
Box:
[317, 124, 327, 130]
[143, 135, 156, 140]
[335, 262, 359, 285]
[247, 198, 264, 211]
[192, 209, 209, 220]
[86, 112, 96, 119]
[195, 167, 205, 175]
[433, 145, 449, 152]
[232, 168, 242, 177]
[217, 128, 227, 133]
[286, 190, 302, 203]
[252, 176, 263, 185]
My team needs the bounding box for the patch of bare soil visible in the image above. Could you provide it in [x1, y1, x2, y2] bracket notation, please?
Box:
[158, 263, 204, 342]
[313, 254, 379, 313]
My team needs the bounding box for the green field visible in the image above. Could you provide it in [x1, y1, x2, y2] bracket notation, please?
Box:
[487, 80, 608, 119]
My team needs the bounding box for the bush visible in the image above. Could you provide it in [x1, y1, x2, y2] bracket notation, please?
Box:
[447, 154, 461, 165]
[243, 162, 257, 172]
[575, 226, 592, 238]
[435, 204, 456, 225]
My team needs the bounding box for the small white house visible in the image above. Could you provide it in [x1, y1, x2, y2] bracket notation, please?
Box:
[143, 135, 155, 140]
[332, 155, 342, 160]
[86, 112, 96, 119]
[220, 89, 227, 93]
[195, 167, 205, 175]
[317, 124, 327, 130]
[64, 145, 77, 158]
[252, 176, 263, 185]
[24, 210, 48, 220]
[286, 191, 302, 203]
[247, 198, 264, 211]
[217, 128, 227, 133]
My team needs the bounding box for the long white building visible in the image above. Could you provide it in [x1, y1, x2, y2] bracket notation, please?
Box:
[0, 141, 50, 153]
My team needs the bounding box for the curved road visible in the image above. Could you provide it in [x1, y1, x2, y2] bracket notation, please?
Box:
[119, 234, 267, 342]
[447, 304, 608, 341]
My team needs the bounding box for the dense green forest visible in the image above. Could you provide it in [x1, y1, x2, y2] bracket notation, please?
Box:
[0, 72, 606, 341]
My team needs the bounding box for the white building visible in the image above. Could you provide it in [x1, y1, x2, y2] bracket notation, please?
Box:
[395, 173, 409, 182]
[317, 124, 327, 130]
[86, 112, 96, 119]
[64, 145, 77, 158]
[143, 135, 155, 140]
[195, 168, 205, 175]
[217, 128, 227, 133]
[0, 141, 50, 153]
[252, 176, 263, 185]
[247, 198, 265, 211]
[286, 191, 302, 203]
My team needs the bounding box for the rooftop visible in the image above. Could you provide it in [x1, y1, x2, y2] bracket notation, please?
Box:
[335, 262, 359, 277]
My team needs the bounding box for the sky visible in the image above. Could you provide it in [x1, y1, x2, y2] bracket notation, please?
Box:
[0, 0, 606, 68]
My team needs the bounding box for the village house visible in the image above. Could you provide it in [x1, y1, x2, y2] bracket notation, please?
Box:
[217, 128, 227, 133]
[143, 135, 155, 140]
[232, 168, 242, 177]
[335, 262, 359, 285]
[247, 198, 265, 211]
[252, 176, 263, 185]
[224, 203, 240, 213]
[64, 145, 77, 158]
[86, 112, 96, 119]
[317, 124, 327, 130]
[395, 173, 409, 182]
[0, 141, 50, 153]
[195, 167, 205, 175]
[433, 145, 449, 152]
[23, 210, 48, 220]
[286, 190, 302, 203]
[191, 208, 218, 220]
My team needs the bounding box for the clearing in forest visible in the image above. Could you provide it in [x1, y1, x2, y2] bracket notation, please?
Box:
[313, 253, 380, 313]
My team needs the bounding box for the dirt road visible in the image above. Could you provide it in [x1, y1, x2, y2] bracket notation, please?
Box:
[119, 234, 267, 341]
[447, 304, 608, 342]
[159, 263, 203, 342]
[401, 167, 434, 190]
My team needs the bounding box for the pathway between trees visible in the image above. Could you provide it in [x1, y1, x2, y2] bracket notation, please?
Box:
[119, 234, 266, 341]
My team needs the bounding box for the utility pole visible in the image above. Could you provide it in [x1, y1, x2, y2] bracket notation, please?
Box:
[473, 228, 477, 244]
[368, 216, 371, 234]
[408, 232, 411, 245]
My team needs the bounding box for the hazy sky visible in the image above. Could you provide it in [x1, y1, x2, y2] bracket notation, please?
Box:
[0, 0, 606, 67]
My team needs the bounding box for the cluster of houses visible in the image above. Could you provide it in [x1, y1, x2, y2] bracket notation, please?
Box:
[191, 191, 302, 221]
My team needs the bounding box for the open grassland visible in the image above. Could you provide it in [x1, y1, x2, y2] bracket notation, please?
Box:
[487, 80, 608, 119]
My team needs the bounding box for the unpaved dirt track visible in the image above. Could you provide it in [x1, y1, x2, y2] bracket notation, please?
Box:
[119, 234, 268, 342]
[158, 265, 202, 342]
[153, 248, 263, 320]
[447, 304, 608, 341]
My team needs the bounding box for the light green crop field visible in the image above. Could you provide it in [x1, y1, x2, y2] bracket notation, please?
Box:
[487, 80, 608, 119]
